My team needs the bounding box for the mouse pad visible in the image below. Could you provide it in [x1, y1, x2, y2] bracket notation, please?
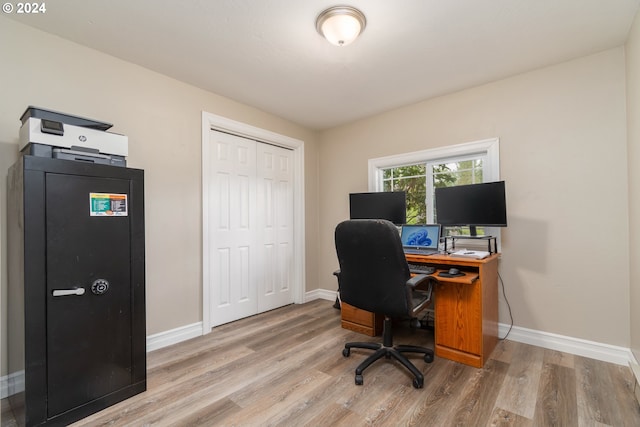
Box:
[438, 271, 465, 278]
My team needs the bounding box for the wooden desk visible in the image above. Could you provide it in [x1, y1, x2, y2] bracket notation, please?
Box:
[340, 301, 383, 336]
[340, 253, 499, 368]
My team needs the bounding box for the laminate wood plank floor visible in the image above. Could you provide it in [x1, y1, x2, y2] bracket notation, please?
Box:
[2, 299, 639, 426]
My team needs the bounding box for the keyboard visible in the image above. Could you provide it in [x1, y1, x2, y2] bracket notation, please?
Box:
[407, 264, 435, 275]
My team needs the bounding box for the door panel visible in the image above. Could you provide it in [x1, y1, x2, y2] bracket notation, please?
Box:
[45, 173, 132, 417]
[257, 144, 294, 312]
[209, 131, 258, 326]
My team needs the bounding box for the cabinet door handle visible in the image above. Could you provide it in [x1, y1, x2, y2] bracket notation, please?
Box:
[52, 288, 86, 297]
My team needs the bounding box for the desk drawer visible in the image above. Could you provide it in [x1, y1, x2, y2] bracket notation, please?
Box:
[341, 302, 383, 336]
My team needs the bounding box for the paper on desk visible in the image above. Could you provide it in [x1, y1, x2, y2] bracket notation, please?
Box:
[451, 249, 490, 259]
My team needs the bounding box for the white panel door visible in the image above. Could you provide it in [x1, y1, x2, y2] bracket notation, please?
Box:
[207, 131, 295, 327]
[208, 131, 258, 326]
[257, 143, 294, 312]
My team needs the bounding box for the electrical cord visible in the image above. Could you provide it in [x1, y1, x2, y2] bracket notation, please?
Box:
[498, 270, 513, 340]
[415, 268, 512, 338]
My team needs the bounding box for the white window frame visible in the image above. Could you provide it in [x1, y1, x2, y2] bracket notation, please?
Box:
[368, 138, 502, 248]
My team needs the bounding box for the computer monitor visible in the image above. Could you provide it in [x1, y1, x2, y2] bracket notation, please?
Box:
[434, 181, 507, 236]
[349, 191, 406, 225]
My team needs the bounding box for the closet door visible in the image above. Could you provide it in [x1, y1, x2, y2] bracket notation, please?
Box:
[207, 130, 295, 327]
[208, 131, 259, 326]
[257, 143, 294, 312]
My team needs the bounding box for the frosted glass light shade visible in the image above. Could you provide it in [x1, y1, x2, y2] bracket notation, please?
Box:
[316, 6, 366, 46]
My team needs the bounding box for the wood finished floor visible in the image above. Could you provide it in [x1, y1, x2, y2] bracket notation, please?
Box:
[3, 299, 640, 426]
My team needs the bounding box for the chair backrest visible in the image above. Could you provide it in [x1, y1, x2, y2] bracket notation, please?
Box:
[334, 219, 412, 318]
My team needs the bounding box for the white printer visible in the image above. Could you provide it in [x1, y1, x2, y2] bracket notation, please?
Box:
[19, 106, 128, 167]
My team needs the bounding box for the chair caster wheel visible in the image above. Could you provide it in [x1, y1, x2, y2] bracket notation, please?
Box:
[412, 377, 424, 389]
[355, 374, 364, 385]
[342, 348, 350, 357]
[424, 353, 434, 363]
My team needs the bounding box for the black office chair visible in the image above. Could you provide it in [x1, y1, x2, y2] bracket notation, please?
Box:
[334, 219, 435, 389]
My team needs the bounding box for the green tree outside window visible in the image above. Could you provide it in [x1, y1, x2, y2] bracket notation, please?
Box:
[382, 158, 484, 235]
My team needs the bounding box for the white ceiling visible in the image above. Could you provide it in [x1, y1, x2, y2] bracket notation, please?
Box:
[7, 0, 640, 130]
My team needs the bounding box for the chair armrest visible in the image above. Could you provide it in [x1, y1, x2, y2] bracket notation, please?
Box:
[406, 274, 435, 314]
[406, 274, 433, 289]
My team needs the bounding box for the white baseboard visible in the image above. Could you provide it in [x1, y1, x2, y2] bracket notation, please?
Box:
[1, 370, 24, 399]
[146, 322, 203, 352]
[305, 288, 337, 302]
[499, 323, 634, 366]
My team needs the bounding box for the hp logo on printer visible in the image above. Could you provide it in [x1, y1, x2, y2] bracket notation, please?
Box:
[79, 135, 87, 142]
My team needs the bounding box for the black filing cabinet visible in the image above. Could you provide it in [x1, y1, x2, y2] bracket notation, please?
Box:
[7, 156, 146, 426]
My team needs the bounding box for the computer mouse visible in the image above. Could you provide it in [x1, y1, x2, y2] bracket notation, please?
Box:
[448, 268, 461, 275]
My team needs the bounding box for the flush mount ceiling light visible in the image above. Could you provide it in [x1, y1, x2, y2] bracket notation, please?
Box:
[316, 6, 366, 46]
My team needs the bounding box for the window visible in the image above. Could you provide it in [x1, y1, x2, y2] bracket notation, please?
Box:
[369, 138, 500, 237]
[382, 163, 427, 223]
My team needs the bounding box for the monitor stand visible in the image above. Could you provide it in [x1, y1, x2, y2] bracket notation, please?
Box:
[445, 235, 497, 254]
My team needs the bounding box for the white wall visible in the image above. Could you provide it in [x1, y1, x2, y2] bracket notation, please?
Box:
[626, 11, 640, 362]
[0, 17, 321, 375]
[318, 48, 629, 346]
